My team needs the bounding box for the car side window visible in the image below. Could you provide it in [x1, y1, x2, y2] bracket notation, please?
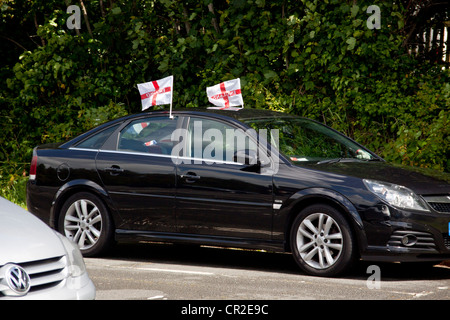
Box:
[187, 117, 257, 164]
[76, 124, 120, 149]
[118, 116, 178, 155]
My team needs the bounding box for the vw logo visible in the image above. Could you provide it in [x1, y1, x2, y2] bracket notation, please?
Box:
[4, 264, 31, 296]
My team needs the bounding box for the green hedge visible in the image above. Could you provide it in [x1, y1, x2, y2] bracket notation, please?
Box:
[1, 0, 449, 206]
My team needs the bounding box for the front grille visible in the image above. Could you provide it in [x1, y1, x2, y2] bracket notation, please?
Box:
[428, 202, 450, 213]
[0, 256, 68, 297]
[423, 195, 450, 213]
[388, 230, 436, 250]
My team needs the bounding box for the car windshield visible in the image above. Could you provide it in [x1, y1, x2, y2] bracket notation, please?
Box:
[244, 117, 376, 163]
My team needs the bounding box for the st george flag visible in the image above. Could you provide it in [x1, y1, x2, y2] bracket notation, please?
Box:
[206, 78, 244, 110]
[137, 75, 173, 111]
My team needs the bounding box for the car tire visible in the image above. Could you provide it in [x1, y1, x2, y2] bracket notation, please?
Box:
[290, 204, 356, 277]
[58, 192, 114, 257]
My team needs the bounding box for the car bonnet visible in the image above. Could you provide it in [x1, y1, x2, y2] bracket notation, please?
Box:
[0, 198, 66, 265]
[297, 161, 450, 196]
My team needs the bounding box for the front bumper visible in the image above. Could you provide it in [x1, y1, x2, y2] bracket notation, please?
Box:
[360, 204, 450, 263]
[1, 273, 96, 300]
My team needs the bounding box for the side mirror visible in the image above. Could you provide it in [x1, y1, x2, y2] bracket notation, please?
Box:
[234, 149, 264, 173]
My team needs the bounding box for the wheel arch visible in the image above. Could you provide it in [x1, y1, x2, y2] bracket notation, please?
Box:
[282, 188, 367, 255]
[50, 179, 118, 230]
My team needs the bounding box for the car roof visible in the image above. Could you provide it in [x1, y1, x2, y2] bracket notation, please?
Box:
[132, 107, 299, 123]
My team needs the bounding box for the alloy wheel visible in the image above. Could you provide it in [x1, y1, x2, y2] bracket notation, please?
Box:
[63, 199, 103, 250]
[295, 212, 344, 270]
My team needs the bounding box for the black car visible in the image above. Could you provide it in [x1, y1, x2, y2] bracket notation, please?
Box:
[26, 108, 450, 277]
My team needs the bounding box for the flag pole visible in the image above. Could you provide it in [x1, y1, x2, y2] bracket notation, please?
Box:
[169, 99, 173, 119]
[169, 75, 174, 119]
[238, 78, 244, 109]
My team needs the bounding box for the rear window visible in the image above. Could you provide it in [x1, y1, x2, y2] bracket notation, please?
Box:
[76, 124, 119, 149]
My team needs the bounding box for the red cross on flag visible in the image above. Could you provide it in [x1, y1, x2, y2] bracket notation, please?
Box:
[137, 76, 173, 111]
[206, 78, 244, 110]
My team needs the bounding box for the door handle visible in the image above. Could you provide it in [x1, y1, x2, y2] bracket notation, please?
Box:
[104, 165, 124, 175]
[180, 173, 201, 183]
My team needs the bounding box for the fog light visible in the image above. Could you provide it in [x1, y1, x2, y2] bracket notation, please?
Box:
[401, 234, 417, 247]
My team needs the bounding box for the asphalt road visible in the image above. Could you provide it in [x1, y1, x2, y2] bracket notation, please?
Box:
[84, 242, 450, 301]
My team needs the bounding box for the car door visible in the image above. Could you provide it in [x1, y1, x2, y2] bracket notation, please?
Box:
[175, 116, 274, 240]
[96, 115, 181, 232]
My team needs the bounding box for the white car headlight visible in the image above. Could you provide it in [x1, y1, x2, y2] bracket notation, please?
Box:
[363, 179, 429, 212]
[55, 232, 87, 277]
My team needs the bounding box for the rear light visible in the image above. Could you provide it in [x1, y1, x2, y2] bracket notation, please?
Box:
[29, 150, 37, 180]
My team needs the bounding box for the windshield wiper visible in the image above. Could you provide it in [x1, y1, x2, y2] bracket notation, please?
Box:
[316, 158, 342, 165]
[316, 157, 382, 165]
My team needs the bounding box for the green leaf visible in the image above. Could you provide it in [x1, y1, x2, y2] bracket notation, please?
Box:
[346, 37, 356, 50]
[305, 81, 314, 90]
[263, 70, 277, 80]
[111, 7, 121, 15]
[350, 5, 359, 18]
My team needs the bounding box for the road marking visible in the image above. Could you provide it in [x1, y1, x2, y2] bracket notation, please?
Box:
[413, 291, 434, 298]
[130, 266, 214, 276]
[147, 295, 166, 300]
[390, 290, 434, 298]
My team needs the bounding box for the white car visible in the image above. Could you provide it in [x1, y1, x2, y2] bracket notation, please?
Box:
[0, 197, 95, 299]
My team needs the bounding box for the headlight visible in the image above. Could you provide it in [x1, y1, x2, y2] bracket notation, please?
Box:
[363, 179, 429, 212]
[55, 232, 87, 277]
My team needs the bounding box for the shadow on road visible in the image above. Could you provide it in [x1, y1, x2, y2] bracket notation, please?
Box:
[99, 241, 450, 281]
